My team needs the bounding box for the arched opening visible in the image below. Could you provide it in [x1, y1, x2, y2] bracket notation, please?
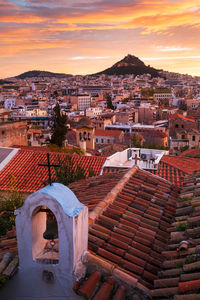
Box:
[31, 206, 59, 264]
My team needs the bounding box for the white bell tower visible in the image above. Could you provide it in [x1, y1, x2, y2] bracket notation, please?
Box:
[13, 183, 88, 299]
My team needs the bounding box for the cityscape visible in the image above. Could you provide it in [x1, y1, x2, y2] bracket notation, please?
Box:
[0, 1, 200, 299]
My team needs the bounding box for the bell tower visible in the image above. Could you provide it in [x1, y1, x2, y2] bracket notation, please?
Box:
[14, 183, 88, 299]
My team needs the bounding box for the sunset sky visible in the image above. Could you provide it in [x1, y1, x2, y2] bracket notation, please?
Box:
[1, 0, 200, 78]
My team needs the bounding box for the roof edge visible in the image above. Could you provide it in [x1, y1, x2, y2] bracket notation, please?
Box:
[83, 251, 150, 295]
[89, 166, 138, 226]
[0, 147, 19, 172]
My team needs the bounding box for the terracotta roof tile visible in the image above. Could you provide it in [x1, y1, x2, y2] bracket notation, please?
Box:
[93, 278, 114, 300]
[88, 169, 178, 288]
[112, 285, 126, 300]
[0, 149, 108, 193]
[179, 280, 200, 293]
[151, 174, 200, 299]
[78, 270, 101, 299]
[169, 113, 195, 122]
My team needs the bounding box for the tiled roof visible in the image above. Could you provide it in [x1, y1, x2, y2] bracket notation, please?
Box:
[27, 128, 41, 134]
[0, 166, 181, 297]
[95, 129, 123, 137]
[169, 113, 195, 123]
[161, 155, 200, 174]
[88, 168, 178, 289]
[180, 148, 200, 158]
[68, 171, 127, 212]
[151, 155, 200, 187]
[151, 160, 185, 188]
[0, 150, 107, 193]
[0, 229, 18, 279]
[151, 175, 200, 299]
[73, 270, 148, 300]
[13, 146, 49, 152]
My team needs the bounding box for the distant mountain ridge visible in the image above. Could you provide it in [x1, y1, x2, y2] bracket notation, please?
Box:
[15, 70, 72, 79]
[13, 55, 160, 79]
[93, 54, 159, 77]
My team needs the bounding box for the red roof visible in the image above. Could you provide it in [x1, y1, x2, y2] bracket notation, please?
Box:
[13, 146, 49, 152]
[151, 155, 200, 187]
[162, 155, 200, 174]
[169, 113, 195, 122]
[28, 129, 41, 134]
[68, 171, 126, 211]
[180, 148, 200, 158]
[0, 150, 107, 193]
[151, 175, 200, 299]
[88, 168, 178, 289]
[95, 129, 123, 137]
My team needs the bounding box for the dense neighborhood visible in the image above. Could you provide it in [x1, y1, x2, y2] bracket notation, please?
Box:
[1, 55, 200, 299]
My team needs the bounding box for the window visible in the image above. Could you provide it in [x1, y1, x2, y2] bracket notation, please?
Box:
[181, 135, 185, 139]
[175, 124, 179, 128]
[101, 138, 104, 144]
[192, 136, 196, 141]
[107, 139, 110, 144]
[95, 138, 99, 143]
[83, 131, 87, 141]
[181, 125, 184, 128]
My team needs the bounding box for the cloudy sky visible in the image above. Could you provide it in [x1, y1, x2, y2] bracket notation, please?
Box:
[1, 0, 200, 77]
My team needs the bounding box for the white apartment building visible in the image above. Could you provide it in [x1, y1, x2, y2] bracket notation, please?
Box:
[70, 94, 91, 111]
[86, 107, 102, 117]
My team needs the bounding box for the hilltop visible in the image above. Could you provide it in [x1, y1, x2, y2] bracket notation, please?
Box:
[15, 70, 72, 79]
[93, 54, 159, 77]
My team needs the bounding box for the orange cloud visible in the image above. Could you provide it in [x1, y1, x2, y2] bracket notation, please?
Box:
[0, 0, 200, 77]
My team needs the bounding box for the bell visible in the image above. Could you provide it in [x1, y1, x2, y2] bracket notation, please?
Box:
[43, 211, 58, 240]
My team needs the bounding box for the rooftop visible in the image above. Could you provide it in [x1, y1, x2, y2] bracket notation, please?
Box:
[169, 113, 195, 123]
[102, 148, 168, 172]
[151, 174, 200, 299]
[0, 149, 107, 193]
[0, 166, 179, 296]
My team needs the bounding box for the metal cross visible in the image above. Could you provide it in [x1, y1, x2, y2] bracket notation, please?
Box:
[134, 154, 141, 166]
[38, 153, 60, 186]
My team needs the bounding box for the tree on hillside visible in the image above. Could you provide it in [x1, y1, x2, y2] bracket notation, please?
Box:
[50, 103, 68, 147]
[106, 94, 114, 110]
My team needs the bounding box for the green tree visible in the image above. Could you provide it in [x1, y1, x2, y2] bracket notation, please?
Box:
[53, 156, 95, 186]
[141, 88, 154, 98]
[106, 94, 114, 110]
[131, 134, 143, 148]
[50, 103, 68, 147]
[0, 176, 24, 236]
